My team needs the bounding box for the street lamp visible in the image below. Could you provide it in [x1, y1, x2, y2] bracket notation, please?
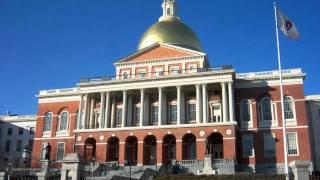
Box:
[22, 146, 31, 168]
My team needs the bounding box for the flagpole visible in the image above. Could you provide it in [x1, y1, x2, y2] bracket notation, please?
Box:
[274, 2, 289, 179]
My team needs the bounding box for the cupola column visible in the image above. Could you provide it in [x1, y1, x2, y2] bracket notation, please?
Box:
[99, 92, 106, 129]
[228, 82, 235, 122]
[202, 84, 208, 124]
[140, 89, 145, 127]
[77, 94, 84, 130]
[89, 98, 96, 129]
[221, 82, 228, 122]
[196, 84, 202, 124]
[176, 85, 181, 125]
[158, 87, 163, 126]
[122, 90, 128, 128]
[104, 92, 111, 128]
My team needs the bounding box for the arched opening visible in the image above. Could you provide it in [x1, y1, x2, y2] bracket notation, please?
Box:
[143, 135, 157, 165]
[107, 137, 119, 162]
[125, 136, 138, 166]
[182, 133, 196, 160]
[84, 138, 96, 161]
[162, 134, 176, 165]
[208, 132, 223, 159]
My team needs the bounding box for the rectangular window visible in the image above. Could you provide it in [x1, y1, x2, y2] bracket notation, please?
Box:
[30, 127, 35, 134]
[16, 140, 22, 152]
[5, 140, 11, 152]
[139, 71, 146, 78]
[116, 108, 122, 126]
[151, 105, 158, 125]
[287, 133, 298, 155]
[171, 67, 180, 74]
[57, 143, 65, 161]
[7, 128, 12, 135]
[264, 134, 276, 157]
[134, 107, 141, 126]
[169, 104, 177, 124]
[18, 127, 24, 135]
[155, 69, 164, 76]
[187, 103, 196, 123]
[0, 127, 2, 137]
[28, 139, 34, 150]
[242, 134, 254, 157]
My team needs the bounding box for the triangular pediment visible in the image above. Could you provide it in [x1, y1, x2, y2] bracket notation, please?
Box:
[115, 43, 205, 64]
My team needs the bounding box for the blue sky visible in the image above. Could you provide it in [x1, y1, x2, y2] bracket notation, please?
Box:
[0, 0, 319, 115]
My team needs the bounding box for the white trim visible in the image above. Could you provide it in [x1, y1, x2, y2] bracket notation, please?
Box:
[239, 99, 253, 128]
[258, 97, 278, 128]
[74, 122, 237, 133]
[223, 137, 236, 140]
[34, 136, 74, 140]
[238, 125, 308, 131]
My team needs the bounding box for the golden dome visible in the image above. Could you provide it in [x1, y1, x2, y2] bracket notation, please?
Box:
[138, 17, 202, 51]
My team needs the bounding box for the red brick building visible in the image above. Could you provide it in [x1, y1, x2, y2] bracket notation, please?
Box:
[32, 0, 311, 174]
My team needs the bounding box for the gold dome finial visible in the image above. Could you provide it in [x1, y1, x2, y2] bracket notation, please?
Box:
[137, 0, 202, 51]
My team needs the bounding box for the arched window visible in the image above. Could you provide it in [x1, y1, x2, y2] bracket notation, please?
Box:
[167, 8, 171, 15]
[260, 97, 272, 121]
[284, 96, 294, 120]
[123, 72, 129, 79]
[240, 99, 251, 122]
[43, 112, 53, 132]
[59, 111, 68, 131]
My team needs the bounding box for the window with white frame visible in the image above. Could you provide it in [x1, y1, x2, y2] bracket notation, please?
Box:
[116, 107, 122, 126]
[139, 71, 147, 78]
[259, 97, 277, 127]
[284, 96, 295, 120]
[188, 65, 197, 73]
[59, 111, 68, 131]
[171, 67, 180, 74]
[210, 103, 221, 123]
[57, 143, 65, 161]
[242, 134, 254, 157]
[264, 133, 276, 157]
[155, 68, 164, 76]
[134, 105, 141, 126]
[151, 104, 158, 125]
[123, 72, 129, 79]
[287, 132, 298, 155]
[168, 102, 177, 124]
[187, 101, 196, 123]
[43, 112, 53, 132]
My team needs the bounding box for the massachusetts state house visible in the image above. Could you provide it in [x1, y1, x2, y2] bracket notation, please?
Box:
[32, 0, 311, 173]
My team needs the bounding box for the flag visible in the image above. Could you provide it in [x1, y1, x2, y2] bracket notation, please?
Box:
[276, 9, 300, 40]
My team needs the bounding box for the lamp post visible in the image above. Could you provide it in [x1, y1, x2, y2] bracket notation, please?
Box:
[22, 146, 31, 168]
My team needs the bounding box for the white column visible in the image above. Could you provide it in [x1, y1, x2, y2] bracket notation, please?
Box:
[104, 92, 111, 128]
[110, 97, 116, 128]
[228, 82, 235, 122]
[221, 82, 228, 122]
[77, 94, 84, 129]
[196, 84, 202, 124]
[122, 90, 127, 128]
[158, 87, 163, 126]
[82, 94, 88, 129]
[89, 98, 95, 129]
[202, 84, 208, 124]
[177, 85, 181, 125]
[140, 89, 145, 127]
[99, 92, 106, 129]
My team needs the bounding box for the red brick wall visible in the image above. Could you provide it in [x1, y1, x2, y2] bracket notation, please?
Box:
[235, 84, 311, 165]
